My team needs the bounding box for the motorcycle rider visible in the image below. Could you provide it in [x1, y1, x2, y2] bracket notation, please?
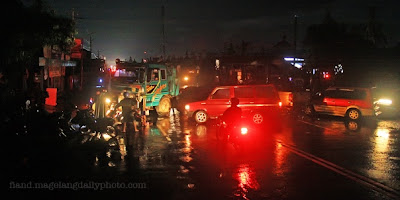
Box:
[115, 91, 139, 133]
[220, 97, 242, 140]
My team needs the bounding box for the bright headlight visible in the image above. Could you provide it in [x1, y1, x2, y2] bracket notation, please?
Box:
[375, 99, 392, 105]
[185, 105, 190, 110]
[105, 98, 111, 104]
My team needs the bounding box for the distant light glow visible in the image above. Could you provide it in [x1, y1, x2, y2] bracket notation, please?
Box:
[375, 99, 392, 105]
[284, 57, 304, 62]
[334, 64, 344, 74]
[99, 78, 103, 83]
[284, 57, 304, 69]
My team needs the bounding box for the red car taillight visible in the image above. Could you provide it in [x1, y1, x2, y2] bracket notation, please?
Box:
[241, 127, 248, 135]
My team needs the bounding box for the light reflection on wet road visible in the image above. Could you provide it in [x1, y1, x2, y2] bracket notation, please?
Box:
[8, 111, 400, 199]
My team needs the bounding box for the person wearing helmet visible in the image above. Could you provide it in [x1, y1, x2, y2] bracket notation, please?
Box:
[221, 97, 242, 126]
[115, 91, 139, 133]
[219, 97, 242, 142]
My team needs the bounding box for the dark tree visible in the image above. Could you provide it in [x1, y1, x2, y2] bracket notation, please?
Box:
[1, 0, 76, 89]
[303, 10, 373, 69]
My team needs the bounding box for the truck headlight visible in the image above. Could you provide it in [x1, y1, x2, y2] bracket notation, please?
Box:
[185, 105, 190, 110]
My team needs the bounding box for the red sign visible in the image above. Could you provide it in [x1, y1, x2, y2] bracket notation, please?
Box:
[71, 38, 82, 59]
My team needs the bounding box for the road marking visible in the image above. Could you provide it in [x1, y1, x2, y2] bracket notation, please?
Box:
[276, 140, 400, 199]
[297, 119, 337, 133]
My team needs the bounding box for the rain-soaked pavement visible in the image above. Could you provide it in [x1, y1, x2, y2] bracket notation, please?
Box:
[7, 109, 400, 200]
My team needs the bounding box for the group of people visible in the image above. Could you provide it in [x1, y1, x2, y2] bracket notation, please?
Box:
[92, 89, 143, 134]
[115, 91, 142, 133]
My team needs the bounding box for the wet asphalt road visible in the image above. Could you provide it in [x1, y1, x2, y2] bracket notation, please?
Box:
[7, 110, 400, 200]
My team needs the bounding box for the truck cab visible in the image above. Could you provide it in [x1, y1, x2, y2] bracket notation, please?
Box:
[108, 61, 179, 118]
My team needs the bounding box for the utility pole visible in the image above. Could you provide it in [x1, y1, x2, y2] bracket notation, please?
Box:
[293, 14, 298, 68]
[161, 4, 166, 59]
[80, 55, 83, 91]
[294, 14, 297, 53]
[88, 32, 95, 53]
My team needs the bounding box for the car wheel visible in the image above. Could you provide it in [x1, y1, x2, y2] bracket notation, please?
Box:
[346, 108, 361, 120]
[156, 96, 171, 117]
[194, 110, 208, 124]
[252, 113, 264, 125]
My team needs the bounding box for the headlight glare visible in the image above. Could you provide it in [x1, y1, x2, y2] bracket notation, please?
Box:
[376, 99, 392, 105]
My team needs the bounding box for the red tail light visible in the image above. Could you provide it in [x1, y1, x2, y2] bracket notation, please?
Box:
[322, 98, 328, 105]
[241, 127, 248, 135]
[288, 93, 293, 103]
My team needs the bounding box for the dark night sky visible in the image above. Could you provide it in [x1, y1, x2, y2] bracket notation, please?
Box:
[45, 0, 399, 65]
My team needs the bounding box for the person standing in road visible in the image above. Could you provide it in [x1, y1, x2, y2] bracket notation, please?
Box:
[93, 89, 108, 119]
[115, 91, 139, 133]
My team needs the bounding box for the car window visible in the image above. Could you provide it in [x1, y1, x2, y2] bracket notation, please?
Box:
[160, 69, 166, 80]
[349, 90, 367, 100]
[324, 90, 337, 98]
[211, 88, 230, 99]
[178, 86, 214, 101]
[234, 87, 253, 98]
[255, 86, 277, 98]
[325, 89, 368, 100]
[335, 90, 367, 100]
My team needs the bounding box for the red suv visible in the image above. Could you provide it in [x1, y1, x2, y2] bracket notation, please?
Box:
[184, 84, 282, 125]
[304, 86, 374, 120]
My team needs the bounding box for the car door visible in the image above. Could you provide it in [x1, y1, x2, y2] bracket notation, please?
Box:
[233, 86, 255, 116]
[314, 89, 336, 114]
[333, 89, 354, 116]
[205, 87, 232, 117]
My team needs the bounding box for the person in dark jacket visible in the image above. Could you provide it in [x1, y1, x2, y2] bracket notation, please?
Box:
[115, 92, 138, 132]
[221, 97, 242, 126]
